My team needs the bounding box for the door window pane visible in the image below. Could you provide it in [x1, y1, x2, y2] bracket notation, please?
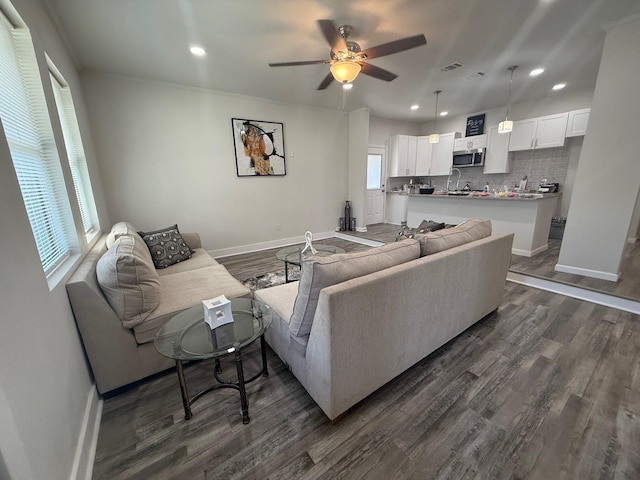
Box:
[367, 154, 382, 189]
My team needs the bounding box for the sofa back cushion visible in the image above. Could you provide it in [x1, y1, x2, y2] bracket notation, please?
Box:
[415, 218, 492, 256]
[105, 221, 139, 248]
[289, 239, 420, 338]
[97, 235, 161, 328]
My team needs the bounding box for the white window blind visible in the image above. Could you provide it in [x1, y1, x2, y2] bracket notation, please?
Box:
[0, 11, 76, 276]
[50, 69, 99, 238]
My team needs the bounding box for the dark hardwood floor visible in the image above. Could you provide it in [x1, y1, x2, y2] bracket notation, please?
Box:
[92, 234, 640, 479]
[510, 239, 640, 301]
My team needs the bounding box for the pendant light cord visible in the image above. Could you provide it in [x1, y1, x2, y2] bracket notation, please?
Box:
[433, 90, 441, 133]
[504, 66, 517, 120]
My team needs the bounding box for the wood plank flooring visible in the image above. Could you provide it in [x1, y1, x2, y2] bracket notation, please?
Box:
[93, 241, 640, 479]
[510, 239, 640, 301]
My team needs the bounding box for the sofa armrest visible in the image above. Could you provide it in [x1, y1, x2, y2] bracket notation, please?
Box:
[180, 232, 202, 250]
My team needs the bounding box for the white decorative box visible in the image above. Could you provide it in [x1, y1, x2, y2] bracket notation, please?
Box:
[202, 295, 234, 330]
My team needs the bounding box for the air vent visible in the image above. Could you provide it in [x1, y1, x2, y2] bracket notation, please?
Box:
[440, 62, 464, 72]
[463, 72, 486, 80]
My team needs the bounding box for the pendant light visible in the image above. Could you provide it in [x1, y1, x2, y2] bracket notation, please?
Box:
[428, 90, 442, 144]
[498, 66, 518, 134]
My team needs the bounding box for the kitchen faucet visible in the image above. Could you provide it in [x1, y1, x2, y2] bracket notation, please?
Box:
[446, 167, 461, 192]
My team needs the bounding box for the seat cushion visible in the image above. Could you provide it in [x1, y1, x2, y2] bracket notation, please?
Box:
[415, 218, 492, 256]
[96, 235, 161, 328]
[289, 239, 420, 338]
[156, 248, 217, 276]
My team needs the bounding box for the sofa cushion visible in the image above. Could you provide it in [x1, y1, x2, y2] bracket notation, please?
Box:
[156, 248, 218, 276]
[96, 235, 161, 329]
[131, 265, 252, 344]
[289, 239, 420, 338]
[415, 218, 492, 256]
[105, 221, 139, 249]
[138, 224, 192, 269]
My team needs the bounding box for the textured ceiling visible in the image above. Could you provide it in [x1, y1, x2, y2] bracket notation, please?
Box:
[45, 0, 640, 121]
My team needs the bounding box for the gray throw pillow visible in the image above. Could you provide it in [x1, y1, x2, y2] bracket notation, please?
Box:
[138, 224, 192, 269]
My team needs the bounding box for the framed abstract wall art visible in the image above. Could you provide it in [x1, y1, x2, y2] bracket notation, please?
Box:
[231, 118, 286, 176]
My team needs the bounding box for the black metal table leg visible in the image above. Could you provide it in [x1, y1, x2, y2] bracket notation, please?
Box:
[234, 347, 250, 424]
[284, 261, 290, 282]
[175, 360, 192, 420]
[260, 335, 269, 377]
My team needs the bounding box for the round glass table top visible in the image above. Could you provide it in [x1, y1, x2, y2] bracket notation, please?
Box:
[276, 244, 345, 266]
[154, 297, 272, 361]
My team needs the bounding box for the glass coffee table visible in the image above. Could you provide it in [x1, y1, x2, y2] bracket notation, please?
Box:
[154, 297, 272, 424]
[276, 244, 345, 282]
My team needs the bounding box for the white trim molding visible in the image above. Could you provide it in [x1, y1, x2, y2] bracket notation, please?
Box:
[210, 231, 336, 258]
[554, 263, 619, 282]
[70, 386, 102, 480]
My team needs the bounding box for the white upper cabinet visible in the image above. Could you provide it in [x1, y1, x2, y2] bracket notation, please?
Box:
[430, 132, 461, 176]
[484, 125, 511, 174]
[453, 134, 488, 152]
[508, 113, 569, 151]
[387, 135, 417, 176]
[566, 108, 590, 137]
[415, 136, 433, 176]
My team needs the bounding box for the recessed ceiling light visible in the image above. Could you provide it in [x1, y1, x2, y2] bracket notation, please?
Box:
[190, 46, 206, 57]
[440, 111, 449, 117]
[530, 68, 544, 76]
[343, 83, 353, 90]
[552, 83, 566, 90]
[410, 104, 419, 110]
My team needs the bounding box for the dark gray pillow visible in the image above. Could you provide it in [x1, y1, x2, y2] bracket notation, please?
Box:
[417, 220, 446, 234]
[138, 224, 192, 269]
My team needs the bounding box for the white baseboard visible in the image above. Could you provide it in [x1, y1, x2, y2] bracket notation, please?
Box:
[511, 244, 548, 257]
[209, 231, 336, 258]
[70, 386, 102, 480]
[334, 232, 384, 247]
[627, 237, 638, 244]
[554, 263, 619, 282]
[507, 271, 640, 315]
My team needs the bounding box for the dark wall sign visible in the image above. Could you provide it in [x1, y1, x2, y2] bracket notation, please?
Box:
[466, 114, 485, 136]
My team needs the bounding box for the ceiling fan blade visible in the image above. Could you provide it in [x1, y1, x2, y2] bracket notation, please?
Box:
[361, 34, 426, 60]
[360, 62, 398, 82]
[269, 60, 328, 67]
[317, 72, 335, 90]
[318, 19, 347, 53]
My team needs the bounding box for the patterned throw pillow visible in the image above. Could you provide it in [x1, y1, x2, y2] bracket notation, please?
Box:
[138, 224, 192, 269]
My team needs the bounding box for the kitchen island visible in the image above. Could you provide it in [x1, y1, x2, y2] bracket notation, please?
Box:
[407, 192, 560, 256]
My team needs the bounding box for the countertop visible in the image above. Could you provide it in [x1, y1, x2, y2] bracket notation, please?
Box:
[388, 190, 561, 201]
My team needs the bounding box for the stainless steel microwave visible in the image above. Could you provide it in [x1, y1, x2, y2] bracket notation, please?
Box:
[452, 151, 484, 167]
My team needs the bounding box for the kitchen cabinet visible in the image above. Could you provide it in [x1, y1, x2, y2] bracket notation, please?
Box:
[387, 135, 417, 176]
[385, 193, 407, 225]
[454, 134, 487, 152]
[508, 113, 568, 151]
[565, 108, 590, 137]
[484, 125, 511, 174]
[429, 132, 460, 176]
[415, 136, 433, 176]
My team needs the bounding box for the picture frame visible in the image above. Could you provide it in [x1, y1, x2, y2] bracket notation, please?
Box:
[231, 118, 286, 176]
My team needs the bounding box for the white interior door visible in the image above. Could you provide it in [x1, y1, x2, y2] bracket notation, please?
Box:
[365, 146, 386, 226]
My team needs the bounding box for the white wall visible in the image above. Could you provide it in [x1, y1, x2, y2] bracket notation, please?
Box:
[0, 0, 107, 478]
[347, 108, 370, 230]
[558, 14, 640, 279]
[81, 72, 350, 252]
[368, 116, 422, 145]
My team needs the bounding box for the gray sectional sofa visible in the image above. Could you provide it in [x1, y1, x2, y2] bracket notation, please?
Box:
[255, 219, 514, 421]
[66, 222, 251, 394]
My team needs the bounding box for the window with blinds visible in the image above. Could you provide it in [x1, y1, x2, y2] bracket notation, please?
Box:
[49, 67, 99, 239]
[0, 10, 77, 277]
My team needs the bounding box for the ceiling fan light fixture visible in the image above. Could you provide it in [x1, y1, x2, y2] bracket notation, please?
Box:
[330, 60, 361, 84]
